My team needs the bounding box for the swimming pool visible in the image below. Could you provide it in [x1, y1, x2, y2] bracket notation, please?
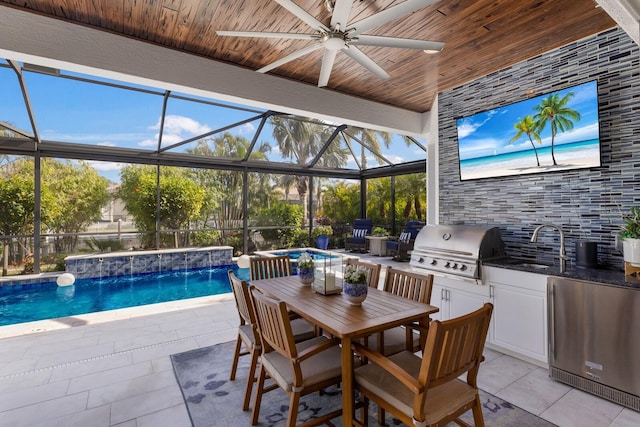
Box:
[256, 248, 355, 263]
[0, 266, 249, 327]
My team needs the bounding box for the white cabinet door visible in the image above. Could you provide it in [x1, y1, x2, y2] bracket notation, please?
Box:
[430, 283, 448, 321]
[490, 282, 547, 363]
[449, 287, 489, 319]
[429, 276, 489, 322]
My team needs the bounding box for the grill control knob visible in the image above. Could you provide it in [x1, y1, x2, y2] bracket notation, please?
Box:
[459, 264, 467, 271]
[430, 259, 437, 265]
[452, 263, 458, 269]
[445, 262, 451, 268]
[418, 257, 425, 264]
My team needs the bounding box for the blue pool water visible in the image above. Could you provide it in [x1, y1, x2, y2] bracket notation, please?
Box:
[271, 249, 341, 262]
[0, 266, 251, 327]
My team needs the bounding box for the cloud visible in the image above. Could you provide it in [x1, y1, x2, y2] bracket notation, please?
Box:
[150, 115, 211, 135]
[86, 160, 124, 172]
[140, 115, 212, 148]
[456, 110, 498, 139]
[97, 141, 117, 147]
[237, 122, 255, 135]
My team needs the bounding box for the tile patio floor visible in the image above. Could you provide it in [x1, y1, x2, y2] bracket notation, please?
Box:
[1, 254, 639, 427]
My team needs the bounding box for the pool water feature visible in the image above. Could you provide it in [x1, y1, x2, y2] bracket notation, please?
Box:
[0, 266, 249, 327]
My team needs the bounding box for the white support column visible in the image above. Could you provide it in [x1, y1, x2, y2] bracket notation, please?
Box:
[425, 94, 439, 225]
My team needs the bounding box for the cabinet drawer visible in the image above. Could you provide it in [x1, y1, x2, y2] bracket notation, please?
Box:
[483, 266, 547, 292]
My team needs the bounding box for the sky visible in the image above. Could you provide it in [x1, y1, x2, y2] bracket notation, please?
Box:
[456, 80, 600, 161]
[0, 62, 426, 183]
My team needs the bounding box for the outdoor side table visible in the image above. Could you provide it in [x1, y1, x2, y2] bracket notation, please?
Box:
[366, 236, 388, 256]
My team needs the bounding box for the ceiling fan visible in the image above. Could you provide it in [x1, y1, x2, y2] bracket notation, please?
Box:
[216, 0, 444, 87]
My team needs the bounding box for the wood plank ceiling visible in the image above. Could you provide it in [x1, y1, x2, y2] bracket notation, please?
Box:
[0, 0, 615, 113]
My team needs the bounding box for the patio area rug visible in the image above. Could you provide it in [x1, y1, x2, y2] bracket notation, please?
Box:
[171, 340, 556, 427]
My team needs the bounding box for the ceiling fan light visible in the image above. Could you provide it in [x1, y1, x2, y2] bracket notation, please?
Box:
[325, 36, 346, 51]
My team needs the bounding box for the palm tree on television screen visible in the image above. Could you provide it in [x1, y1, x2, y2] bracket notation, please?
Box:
[533, 92, 581, 166]
[510, 115, 543, 166]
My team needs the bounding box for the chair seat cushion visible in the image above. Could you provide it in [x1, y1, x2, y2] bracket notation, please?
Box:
[355, 351, 478, 424]
[365, 326, 419, 356]
[291, 318, 316, 342]
[386, 241, 399, 250]
[262, 336, 342, 392]
[238, 324, 260, 350]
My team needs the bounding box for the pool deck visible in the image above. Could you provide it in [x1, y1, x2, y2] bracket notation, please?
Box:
[1, 252, 638, 426]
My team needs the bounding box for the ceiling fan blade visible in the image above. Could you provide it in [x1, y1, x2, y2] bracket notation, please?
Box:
[318, 49, 338, 87]
[342, 46, 390, 80]
[330, 0, 354, 29]
[257, 44, 323, 74]
[216, 31, 317, 41]
[349, 0, 438, 36]
[275, 0, 329, 32]
[352, 35, 444, 51]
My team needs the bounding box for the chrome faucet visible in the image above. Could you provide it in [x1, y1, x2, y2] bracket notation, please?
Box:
[531, 224, 569, 273]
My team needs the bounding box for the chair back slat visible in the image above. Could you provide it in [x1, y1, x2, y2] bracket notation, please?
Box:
[228, 270, 255, 326]
[419, 303, 493, 390]
[250, 255, 292, 281]
[346, 259, 382, 288]
[383, 267, 433, 303]
[250, 286, 298, 359]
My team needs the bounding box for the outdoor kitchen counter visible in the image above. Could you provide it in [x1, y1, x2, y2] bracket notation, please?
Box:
[483, 258, 640, 289]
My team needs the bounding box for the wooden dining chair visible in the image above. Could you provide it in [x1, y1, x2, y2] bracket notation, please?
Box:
[248, 286, 345, 427]
[227, 271, 315, 411]
[365, 267, 434, 423]
[352, 303, 494, 427]
[346, 258, 382, 289]
[372, 267, 434, 356]
[249, 255, 292, 281]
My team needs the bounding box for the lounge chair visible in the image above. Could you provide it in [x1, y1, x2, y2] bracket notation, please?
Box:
[345, 219, 373, 252]
[386, 221, 424, 261]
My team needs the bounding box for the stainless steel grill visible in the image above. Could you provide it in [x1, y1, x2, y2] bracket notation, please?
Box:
[409, 224, 505, 279]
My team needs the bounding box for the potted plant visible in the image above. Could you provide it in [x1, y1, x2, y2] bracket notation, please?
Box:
[296, 252, 315, 285]
[620, 206, 640, 267]
[312, 225, 333, 250]
[372, 227, 389, 237]
[343, 265, 368, 306]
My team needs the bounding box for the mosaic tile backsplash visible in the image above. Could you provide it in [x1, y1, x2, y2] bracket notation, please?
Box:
[437, 27, 640, 271]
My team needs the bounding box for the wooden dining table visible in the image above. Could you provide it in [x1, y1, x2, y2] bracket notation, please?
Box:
[250, 275, 439, 426]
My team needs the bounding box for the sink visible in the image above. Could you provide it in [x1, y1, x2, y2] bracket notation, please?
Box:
[516, 263, 550, 270]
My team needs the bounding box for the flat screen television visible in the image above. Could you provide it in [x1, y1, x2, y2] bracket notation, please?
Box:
[456, 80, 601, 181]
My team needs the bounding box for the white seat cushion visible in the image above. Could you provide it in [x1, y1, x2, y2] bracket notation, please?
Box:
[262, 336, 342, 392]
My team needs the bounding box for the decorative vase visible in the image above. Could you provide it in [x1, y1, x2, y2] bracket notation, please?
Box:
[298, 266, 315, 285]
[343, 280, 368, 306]
[316, 235, 329, 250]
[623, 238, 640, 267]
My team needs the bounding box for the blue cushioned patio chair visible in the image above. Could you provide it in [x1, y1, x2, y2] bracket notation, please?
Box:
[386, 221, 424, 261]
[345, 219, 373, 252]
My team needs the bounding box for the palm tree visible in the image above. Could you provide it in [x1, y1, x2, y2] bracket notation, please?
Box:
[269, 116, 348, 223]
[510, 115, 543, 166]
[533, 92, 581, 166]
[346, 127, 392, 169]
[188, 132, 273, 238]
[396, 173, 426, 220]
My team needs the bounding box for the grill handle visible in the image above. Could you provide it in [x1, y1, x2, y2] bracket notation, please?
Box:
[415, 246, 474, 257]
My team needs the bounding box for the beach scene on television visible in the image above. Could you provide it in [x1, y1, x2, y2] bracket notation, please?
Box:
[456, 80, 601, 181]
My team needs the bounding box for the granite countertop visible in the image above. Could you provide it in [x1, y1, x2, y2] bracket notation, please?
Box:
[483, 257, 640, 289]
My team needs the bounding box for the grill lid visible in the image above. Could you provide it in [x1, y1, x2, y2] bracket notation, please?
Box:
[410, 224, 505, 279]
[414, 224, 504, 259]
